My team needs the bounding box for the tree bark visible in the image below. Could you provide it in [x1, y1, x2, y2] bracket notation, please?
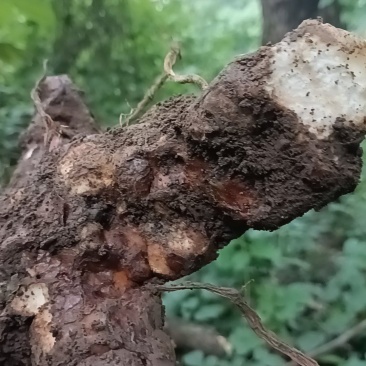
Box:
[1, 20, 366, 365]
[319, 0, 344, 29]
[260, 0, 344, 45]
[261, 0, 320, 44]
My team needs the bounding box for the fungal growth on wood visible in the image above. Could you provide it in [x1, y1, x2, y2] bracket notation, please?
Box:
[1, 19, 366, 366]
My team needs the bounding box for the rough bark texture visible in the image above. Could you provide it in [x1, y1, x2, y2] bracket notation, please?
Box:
[1, 20, 366, 365]
[0, 77, 175, 366]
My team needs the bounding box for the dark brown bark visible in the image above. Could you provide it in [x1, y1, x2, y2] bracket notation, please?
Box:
[1, 20, 366, 365]
[260, 0, 344, 45]
[0, 76, 175, 366]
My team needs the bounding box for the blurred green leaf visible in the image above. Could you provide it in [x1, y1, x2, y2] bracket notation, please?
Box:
[163, 289, 191, 317]
[344, 357, 366, 366]
[252, 348, 285, 366]
[182, 350, 204, 366]
[0, 43, 22, 63]
[228, 327, 263, 356]
[248, 241, 283, 265]
[318, 354, 345, 364]
[12, 0, 56, 30]
[296, 331, 326, 352]
[180, 296, 201, 319]
[202, 355, 220, 366]
[194, 303, 226, 322]
[322, 307, 354, 335]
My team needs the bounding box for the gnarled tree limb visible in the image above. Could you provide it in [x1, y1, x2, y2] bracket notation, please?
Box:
[1, 20, 366, 366]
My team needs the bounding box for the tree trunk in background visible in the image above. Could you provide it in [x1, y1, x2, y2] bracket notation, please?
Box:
[1, 20, 366, 365]
[319, 0, 345, 29]
[260, 0, 344, 45]
[261, 0, 320, 44]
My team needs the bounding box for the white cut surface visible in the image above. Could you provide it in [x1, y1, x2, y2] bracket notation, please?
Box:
[10, 283, 49, 316]
[58, 142, 115, 195]
[31, 308, 55, 362]
[11, 283, 56, 357]
[265, 21, 366, 139]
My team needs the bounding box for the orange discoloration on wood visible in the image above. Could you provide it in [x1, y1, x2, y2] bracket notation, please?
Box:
[209, 180, 256, 218]
[183, 159, 207, 187]
[113, 270, 131, 291]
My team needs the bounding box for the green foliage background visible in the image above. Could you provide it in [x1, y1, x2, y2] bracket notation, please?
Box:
[1, 0, 366, 365]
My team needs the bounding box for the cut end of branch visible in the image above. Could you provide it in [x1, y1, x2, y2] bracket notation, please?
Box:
[184, 19, 366, 232]
[266, 19, 366, 139]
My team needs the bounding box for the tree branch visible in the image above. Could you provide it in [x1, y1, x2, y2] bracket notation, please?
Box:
[156, 282, 318, 366]
[120, 72, 169, 127]
[287, 319, 366, 365]
[8, 74, 100, 190]
[120, 41, 207, 126]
